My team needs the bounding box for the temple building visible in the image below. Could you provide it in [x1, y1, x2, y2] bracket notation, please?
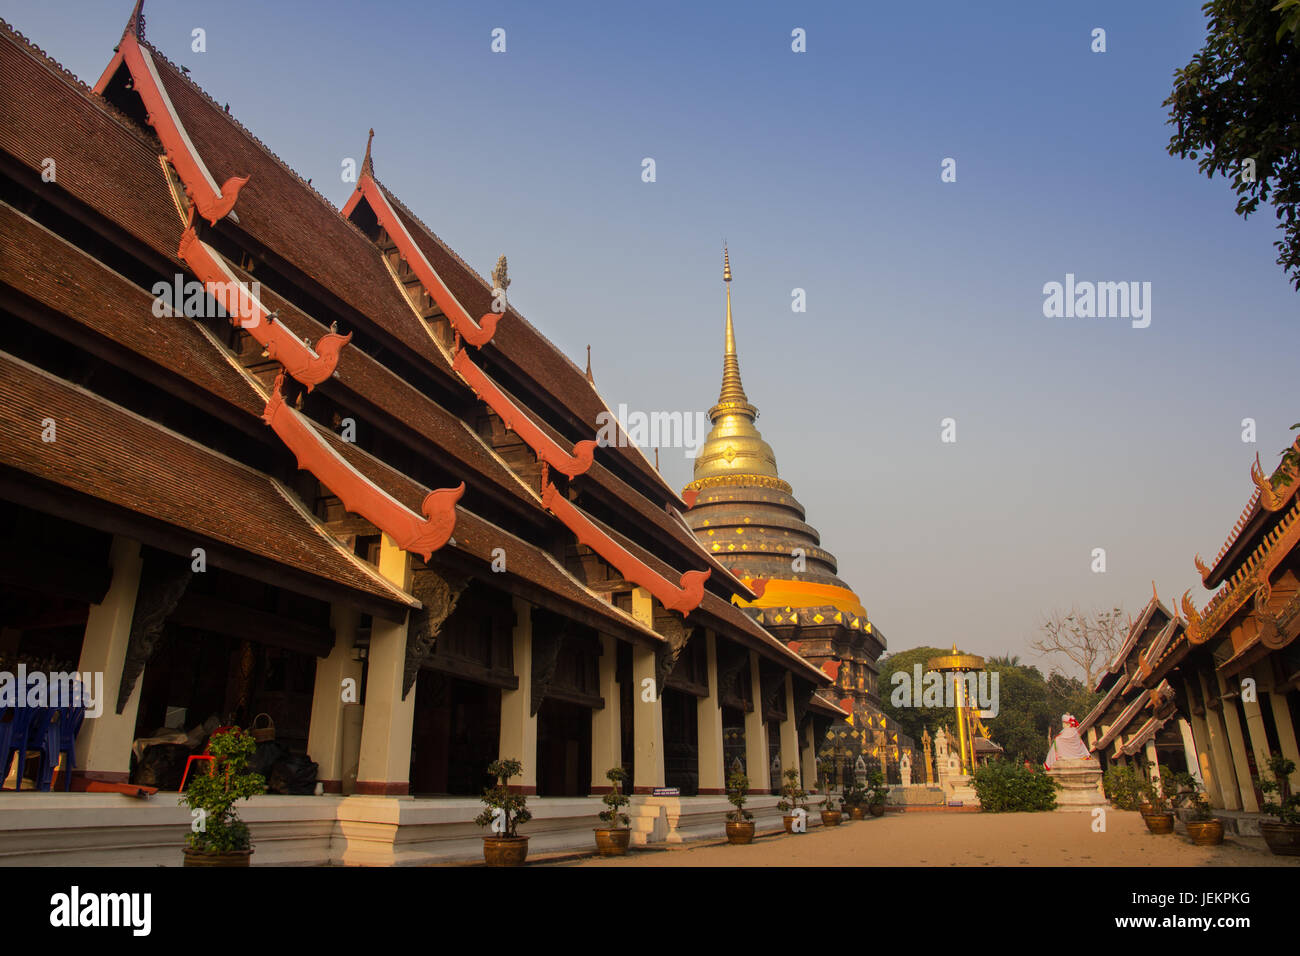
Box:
[1145, 442, 1300, 815]
[1078, 587, 1197, 787]
[0, 3, 848, 863]
[681, 249, 914, 781]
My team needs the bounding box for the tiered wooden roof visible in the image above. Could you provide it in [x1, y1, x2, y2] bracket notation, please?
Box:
[0, 7, 824, 684]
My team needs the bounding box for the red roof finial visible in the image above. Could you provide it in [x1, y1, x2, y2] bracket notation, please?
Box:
[361, 128, 375, 179]
[125, 0, 146, 40]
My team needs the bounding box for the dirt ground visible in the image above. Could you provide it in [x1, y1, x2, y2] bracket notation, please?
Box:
[560, 810, 1300, 867]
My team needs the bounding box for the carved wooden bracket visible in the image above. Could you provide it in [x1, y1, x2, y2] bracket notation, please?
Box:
[530, 616, 569, 716]
[715, 642, 749, 710]
[402, 570, 468, 699]
[117, 551, 192, 713]
[760, 662, 785, 716]
[654, 617, 692, 692]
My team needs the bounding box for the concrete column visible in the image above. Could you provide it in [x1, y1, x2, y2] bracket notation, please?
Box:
[800, 722, 817, 792]
[627, 587, 665, 793]
[1178, 719, 1203, 787]
[631, 641, 665, 793]
[590, 633, 621, 791]
[1198, 670, 1243, 810]
[307, 603, 362, 793]
[1261, 664, 1300, 794]
[73, 536, 144, 784]
[498, 596, 538, 793]
[744, 650, 770, 793]
[1183, 678, 1224, 807]
[780, 673, 801, 788]
[356, 535, 416, 795]
[1144, 739, 1161, 794]
[1239, 669, 1276, 801]
[695, 630, 725, 794]
[1215, 669, 1260, 812]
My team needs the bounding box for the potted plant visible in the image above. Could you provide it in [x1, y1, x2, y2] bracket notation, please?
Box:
[865, 769, 889, 817]
[1139, 773, 1174, 835]
[724, 770, 755, 844]
[475, 758, 532, 866]
[842, 778, 867, 820]
[1179, 777, 1223, 846]
[776, 768, 809, 832]
[178, 726, 266, 867]
[594, 766, 631, 856]
[1258, 753, 1300, 856]
[818, 758, 842, 827]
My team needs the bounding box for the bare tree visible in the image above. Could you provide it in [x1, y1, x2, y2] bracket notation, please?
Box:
[1030, 607, 1127, 688]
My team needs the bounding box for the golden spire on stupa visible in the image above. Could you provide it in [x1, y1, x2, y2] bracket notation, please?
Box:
[694, 246, 776, 480]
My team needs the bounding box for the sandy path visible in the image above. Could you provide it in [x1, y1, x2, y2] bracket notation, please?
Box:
[562, 811, 1300, 867]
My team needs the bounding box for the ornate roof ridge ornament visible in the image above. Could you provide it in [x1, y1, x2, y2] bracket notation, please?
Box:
[262, 373, 463, 561]
[342, 162, 500, 347]
[100, 32, 249, 225]
[178, 225, 351, 389]
[540, 478, 709, 615]
[452, 346, 595, 478]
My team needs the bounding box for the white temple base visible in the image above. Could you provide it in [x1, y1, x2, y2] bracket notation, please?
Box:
[1046, 757, 1107, 811]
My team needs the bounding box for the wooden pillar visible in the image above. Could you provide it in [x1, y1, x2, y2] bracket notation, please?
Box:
[307, 603, 362, 793]
[498, 596, 538, 793]
[744, 650, 770, 793]
[1215, 669, 1260, 812]
[73, 536, 144, 783]
[695, 630, 725, 794]
[1198, 670, 1242, 810]
[590, 632, 621, 791]
[1183, 678, 1224, 807]
[1260, 664, 1300, 794]
[356, 535, 416, 795]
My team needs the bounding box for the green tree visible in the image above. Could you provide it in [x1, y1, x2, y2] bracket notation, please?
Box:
[877, 646, 961, 744]
[1164, 0, 1300, 288]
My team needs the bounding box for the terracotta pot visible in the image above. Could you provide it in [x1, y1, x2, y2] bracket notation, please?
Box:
[725, 821, 755, 845]
[482, 835, 529, 866]
[782, 814, 797, 833]
[182, 848, 252, 867]
[593, 828, 631, 856]
[821, 810, 843, 827]
[1142, 811, 1175, 834]
[869, 803, 886, 818]
[848, 806, 866, 820]
[1260, 821, 1300, 856]
[1186, 819, 1223, 846]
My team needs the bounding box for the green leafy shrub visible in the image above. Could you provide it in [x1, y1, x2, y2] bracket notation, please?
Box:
[475, 758, 532, 837]
[1103, 765, 1145, 810]
[972, 759, 1058, 812]
[598, 766, 630, 828]
[178, 727, 266, 853]
[1259, 753, 1300, 825]
[865, 769, 889, 808]
[726, 771, 752, 823]
[776, 767, 807, 814]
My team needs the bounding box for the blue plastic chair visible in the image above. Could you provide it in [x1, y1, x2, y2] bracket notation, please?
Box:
[38, 702, 85, 791]
[1, 705, 43, 790]
[22, 707, 56, 792]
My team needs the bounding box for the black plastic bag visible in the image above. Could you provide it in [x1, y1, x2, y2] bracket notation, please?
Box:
[132, 743, 190, 790]
[268, 753, 319, 795]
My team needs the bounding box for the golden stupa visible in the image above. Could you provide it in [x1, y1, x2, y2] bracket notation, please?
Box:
[683, 247, 868, 619]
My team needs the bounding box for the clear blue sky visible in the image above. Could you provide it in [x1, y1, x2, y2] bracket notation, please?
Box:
[5, 0, 1295, 676]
